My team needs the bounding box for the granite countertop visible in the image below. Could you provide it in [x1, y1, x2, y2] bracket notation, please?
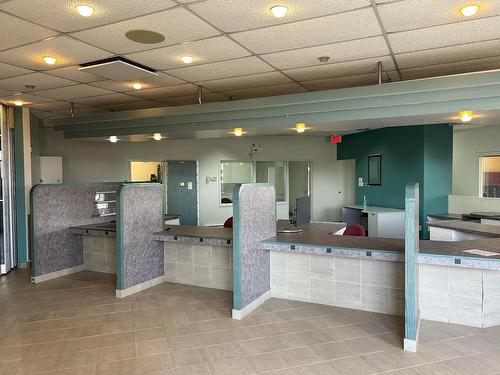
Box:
[420, 238, 500, 260]
[70, 221, 116, 232]
[427, 213, 463, 221]
[344, 205, 404, 214]
[428, 220, 500, 238]
[155, 225, 232, 240]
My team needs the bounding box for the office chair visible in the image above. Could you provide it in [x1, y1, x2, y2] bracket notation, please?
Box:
[223, 217, 233, 228]
[343, 224, 366, 237]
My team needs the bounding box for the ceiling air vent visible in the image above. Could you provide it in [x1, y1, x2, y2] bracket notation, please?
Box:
[78, 57, 158, 81]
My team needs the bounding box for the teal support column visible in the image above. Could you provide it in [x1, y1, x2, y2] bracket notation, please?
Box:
[13, 108, 28, 266]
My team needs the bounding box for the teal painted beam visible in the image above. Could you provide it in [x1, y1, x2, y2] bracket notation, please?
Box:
[13, 108, 28, 265]
[47, 69, 500, 128]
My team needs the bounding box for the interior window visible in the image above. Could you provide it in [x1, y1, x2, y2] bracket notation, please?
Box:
[256, 161, 286, 202]
[481, 155, 500, 198]
[220, 161, 253, 204]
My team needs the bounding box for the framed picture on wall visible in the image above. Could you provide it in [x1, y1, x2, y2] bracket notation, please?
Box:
[368, 154, 382, 185]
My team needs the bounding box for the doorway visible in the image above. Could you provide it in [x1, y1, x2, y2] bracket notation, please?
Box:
[167, 161, 198, 225]
[130, 161, 162, 182]
[288, 161, 311, 221]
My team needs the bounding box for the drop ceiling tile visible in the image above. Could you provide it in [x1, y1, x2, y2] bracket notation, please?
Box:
[127, 83, 198, 100]
[388, 16, 500, 54]
[188, 0, 370, 33]
[221, 83, 306, 99]
[29, 101, 82, 112]
[71, 7, 220, 54]
[89, 73, 184, 92]
[395, 39, 500, 69]
[0, 93, 56, 106]
[0, 0, 176, 33]
[378, 0, 500, 33]
[166, 56, 274, 82]
[400, 56, 500, 80]
[73, 93, 142, 106]
[34, 84, 114, 100]
[0, 35, 112, 70]
[0, 72, 75, 92]
[0, 12, 58, 51]
[284, 56, 395, 81]
[100, 100, 165, 111]
[0, 62, 32, 79]
[231, 8, 381, 54]
[0, 88, 15, 97]
[260, 36, 390, 70]
[199, 71, 292, 91]
[44, 66, 106, 83]
[301, 72, 390, 91]
[125, 36, 251, 70]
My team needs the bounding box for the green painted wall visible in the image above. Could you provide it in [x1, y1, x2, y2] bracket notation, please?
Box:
[337, 124, 452, 238]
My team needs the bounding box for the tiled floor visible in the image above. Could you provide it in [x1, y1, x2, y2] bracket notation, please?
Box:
[1, 270, 500, 374]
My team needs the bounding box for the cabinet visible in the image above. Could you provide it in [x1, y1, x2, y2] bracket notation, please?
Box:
[343, 205, 405, 239]
[40, 156, 62, 184]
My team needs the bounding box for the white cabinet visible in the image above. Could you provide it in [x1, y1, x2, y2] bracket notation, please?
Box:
[368, 211, 405, 239]
[40, 156, 63, 184]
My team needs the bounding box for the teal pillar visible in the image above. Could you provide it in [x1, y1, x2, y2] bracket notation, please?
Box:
[14, 108, 28, 266]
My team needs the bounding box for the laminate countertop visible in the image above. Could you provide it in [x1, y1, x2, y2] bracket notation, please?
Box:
[155, 225, 232, 240]
[427, 220, 500, 238]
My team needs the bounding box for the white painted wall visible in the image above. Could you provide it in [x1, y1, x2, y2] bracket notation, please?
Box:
[451, 125, 500, 213]
[39, 127, 355, 225]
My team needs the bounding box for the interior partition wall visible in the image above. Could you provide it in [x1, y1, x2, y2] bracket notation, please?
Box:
[0, 105, 17, 274]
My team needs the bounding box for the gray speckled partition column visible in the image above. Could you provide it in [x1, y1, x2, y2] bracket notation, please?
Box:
[233, 183, 276, 311]
[117, 183, 164, 290]
[31, 182, 120, 277]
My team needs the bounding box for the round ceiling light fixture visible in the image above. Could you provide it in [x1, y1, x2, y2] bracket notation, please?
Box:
[14, 100, 23, 107]
[270, 5, 288, 18]
[42, 56, 57, 65]
[109, 136, 118, 143]
[318, 56, 330, 63]
[460, 4, 479, 16]
[76, 4, 95, 17]
[295, 123, 306, 133]
[181, 55, 194, 64]
[125, 29, 165, 44]
[153, 133, 162, 141]
[459, 111, 473, 122]
[132, 82, 143, 90]
[233, 128, 244, 137]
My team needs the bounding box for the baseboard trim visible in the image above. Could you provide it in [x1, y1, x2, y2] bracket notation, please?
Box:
[116, 275, 167, 298]
[17, 262, 30, 269]
[31, 265, 85, 284]
[232, 290, 271, 320]
[404, 339, 417, 352]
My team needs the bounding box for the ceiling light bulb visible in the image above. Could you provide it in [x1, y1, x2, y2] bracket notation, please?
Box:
[153, 133, 162, 141]
[132, 82, 142, 90]
[459, 111, 473, 122]
[270, 5, 288, 18]
[295, 123, 306, 133]
[42, 56, 57, 65]
[109, 136, 118, 143]
[181, 55, 193, 64]
[234, 128, 243, 137]
[76, 5, 95, 17]
[14, 100, 23, 107]
[460, 4, 479, 16]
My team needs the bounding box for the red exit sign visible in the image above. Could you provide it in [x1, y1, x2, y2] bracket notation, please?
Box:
[330, 135, 342, 143]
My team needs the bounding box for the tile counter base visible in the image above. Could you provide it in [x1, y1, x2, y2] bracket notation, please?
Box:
[82, 234, 116, 274]
[419, 264, 500, 328]
[270, 251, 405, 316]
[164, 242, 232, 291]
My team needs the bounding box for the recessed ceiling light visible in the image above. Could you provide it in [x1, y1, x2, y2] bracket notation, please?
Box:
[132, 82, 142, 90]
[234, 128, 243, 137]
[42, 56, 57, 65]
[14, 100, 23, 107]
[460, 4, 479, 16]
[459, 111, 473, 122]
[109, 136, 118, 143]
[153, 133, 162, 141]
[318, 56, 330, 63]
[181, 55, 193, 64]
[270, 5, 288, 18]
[295, 123, 306, 133]
[76, 4, 95, 17]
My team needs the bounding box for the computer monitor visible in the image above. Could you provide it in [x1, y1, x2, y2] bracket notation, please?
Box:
[296, 196, 311, 227]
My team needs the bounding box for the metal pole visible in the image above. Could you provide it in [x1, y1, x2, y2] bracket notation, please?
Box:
[198, 85, 203, 104]
[377, 61, 383, 85]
